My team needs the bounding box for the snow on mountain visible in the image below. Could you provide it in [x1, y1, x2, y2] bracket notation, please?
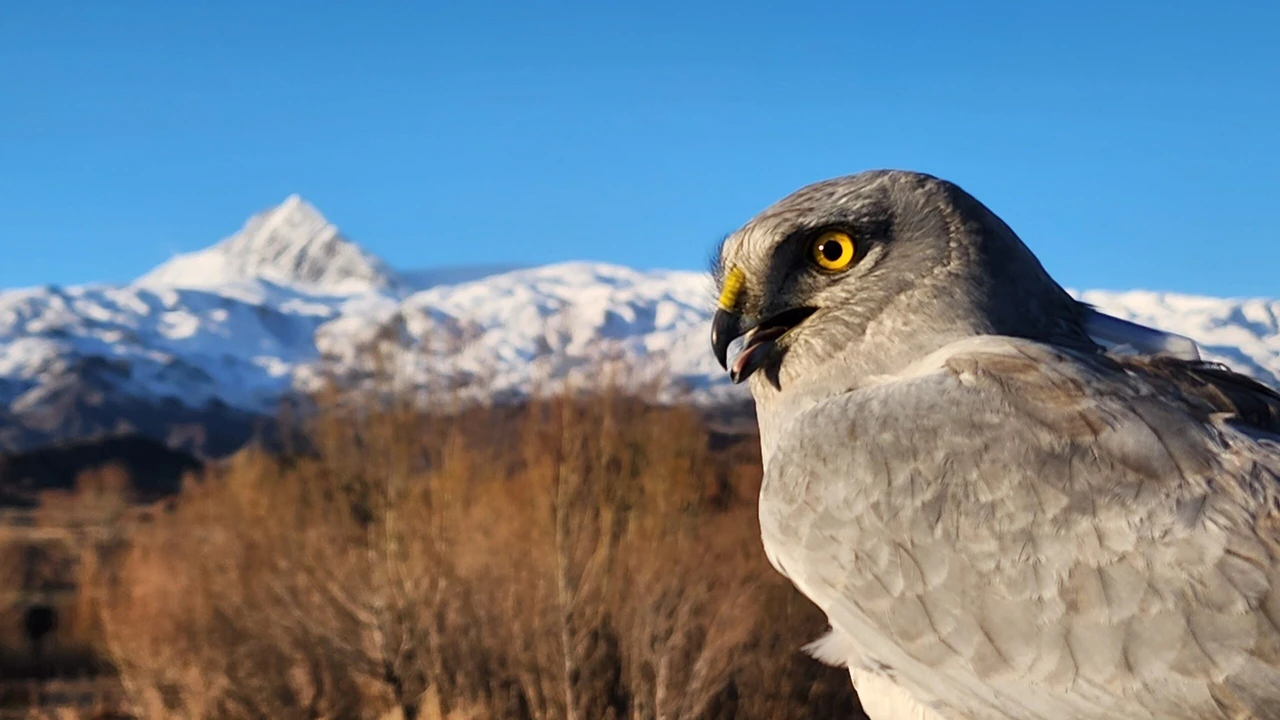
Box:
[2, 195, 1279, 454]
[305, 262, 726, 404]
[137, 195, 402, 294]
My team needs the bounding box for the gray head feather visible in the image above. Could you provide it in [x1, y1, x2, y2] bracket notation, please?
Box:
[717, 170, 1096, 400]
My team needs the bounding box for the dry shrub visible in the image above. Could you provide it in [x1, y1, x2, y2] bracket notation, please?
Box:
[88, 383, 863, 720]
[0, 538, 24, 660]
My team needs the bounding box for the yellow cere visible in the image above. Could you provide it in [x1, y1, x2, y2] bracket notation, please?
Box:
[811, 231, 856, 271]
[717, 266, 746, 311]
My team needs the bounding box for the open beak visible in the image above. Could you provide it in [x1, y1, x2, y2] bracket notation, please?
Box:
[711, 309, 746, 370]
[711, 306, 816, 384]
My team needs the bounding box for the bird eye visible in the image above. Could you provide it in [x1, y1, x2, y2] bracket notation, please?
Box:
[810, 231, 856, 271]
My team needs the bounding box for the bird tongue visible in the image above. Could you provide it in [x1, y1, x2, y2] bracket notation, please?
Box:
[730, 326, 789, 381]
[731, 342, 769, 378]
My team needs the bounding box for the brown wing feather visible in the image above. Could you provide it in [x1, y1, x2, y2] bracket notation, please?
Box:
[1114, 355, 1280, 435]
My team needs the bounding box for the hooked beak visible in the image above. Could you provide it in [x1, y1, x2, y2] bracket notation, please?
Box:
[711, 309, 746, 370]
[711, 306, 816, 384]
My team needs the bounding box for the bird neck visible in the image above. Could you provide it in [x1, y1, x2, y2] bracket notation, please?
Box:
[749, 284, 1094, 467]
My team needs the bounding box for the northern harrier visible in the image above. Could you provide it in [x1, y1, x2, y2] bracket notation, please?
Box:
[710, 170, 1280, 720]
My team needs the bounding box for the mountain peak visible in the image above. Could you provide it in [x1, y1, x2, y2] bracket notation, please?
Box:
[267, 194, 328, 229]
[137, 196, 401, 295]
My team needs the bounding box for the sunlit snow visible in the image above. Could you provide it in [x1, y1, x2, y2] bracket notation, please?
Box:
[2, 197, 1277, 418]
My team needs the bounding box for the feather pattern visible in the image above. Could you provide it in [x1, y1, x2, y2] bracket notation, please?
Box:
[760, 336, 1280, 719]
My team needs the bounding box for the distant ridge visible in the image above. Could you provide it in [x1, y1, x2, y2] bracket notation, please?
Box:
[1, 197, 1278, 456]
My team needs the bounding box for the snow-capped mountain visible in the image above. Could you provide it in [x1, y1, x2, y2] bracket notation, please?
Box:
[138, 195, 402, 294]
[2, 196, 1279, 456]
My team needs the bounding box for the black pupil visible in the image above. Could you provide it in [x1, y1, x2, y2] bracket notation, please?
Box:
[820, 240, 845, 262]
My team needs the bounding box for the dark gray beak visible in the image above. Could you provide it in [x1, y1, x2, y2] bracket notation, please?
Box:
[711, 308, 747, 370]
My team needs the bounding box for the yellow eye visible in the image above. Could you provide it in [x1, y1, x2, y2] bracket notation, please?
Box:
[810, 231, 856, 271]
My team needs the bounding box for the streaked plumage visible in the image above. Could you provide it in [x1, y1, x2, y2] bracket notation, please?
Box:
[709, 170, 1280, 719]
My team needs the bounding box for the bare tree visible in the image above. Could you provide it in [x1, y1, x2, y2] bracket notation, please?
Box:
[88, 367, 861, 720]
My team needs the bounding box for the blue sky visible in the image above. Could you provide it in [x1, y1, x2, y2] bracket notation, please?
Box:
[2, 1, 1277, 296]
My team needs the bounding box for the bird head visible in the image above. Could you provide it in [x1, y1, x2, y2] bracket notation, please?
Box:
[710, 170, 1093, 396]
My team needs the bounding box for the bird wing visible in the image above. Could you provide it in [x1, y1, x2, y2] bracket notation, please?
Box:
[760, 335, 1280, 720]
